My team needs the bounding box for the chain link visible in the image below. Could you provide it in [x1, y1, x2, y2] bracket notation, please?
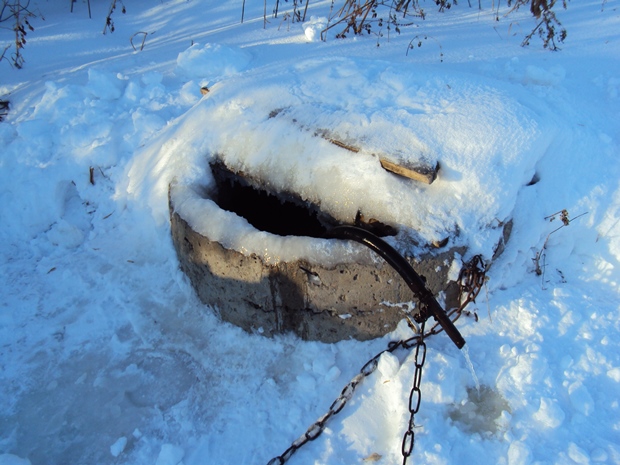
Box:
[457, 254, 486, 307]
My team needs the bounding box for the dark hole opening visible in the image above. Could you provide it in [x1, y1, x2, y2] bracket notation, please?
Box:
[211, 162, 335, 238]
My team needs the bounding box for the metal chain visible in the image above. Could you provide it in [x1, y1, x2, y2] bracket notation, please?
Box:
[267, 347, 393, 465]
[267, 327, 429, 465]
[401, 320, 426, 465]
[267, 257, 486, 465]
[425, 254, 486, 338]
[457, 254, 486, 307]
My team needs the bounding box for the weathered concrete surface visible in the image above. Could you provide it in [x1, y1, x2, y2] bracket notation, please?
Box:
[170, 206, 465, 342]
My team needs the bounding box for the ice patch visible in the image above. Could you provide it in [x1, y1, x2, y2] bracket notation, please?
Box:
[0, 349, 201, 465]
[448, 385, 511, 435]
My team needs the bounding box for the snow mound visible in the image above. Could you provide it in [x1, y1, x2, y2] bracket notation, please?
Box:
[158, 56, 556, 262]
[303, 16, 328, 42]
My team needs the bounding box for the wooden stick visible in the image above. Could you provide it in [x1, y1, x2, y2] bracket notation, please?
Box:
[379, 159, 439, 184]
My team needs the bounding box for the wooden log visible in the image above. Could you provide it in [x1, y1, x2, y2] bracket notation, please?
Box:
[314, 127, 439, 184]
[269, 110, 440, 184]
[379, 159, 439, 185]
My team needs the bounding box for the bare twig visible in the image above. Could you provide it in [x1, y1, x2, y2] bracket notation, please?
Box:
[317, 0, 569, 50]
[130, 31, 148, 51]
[533, 209, 588, 281]
[103, 0, 125, 35]
[1, 1, 40, 67]
[406, 34, 443, 61]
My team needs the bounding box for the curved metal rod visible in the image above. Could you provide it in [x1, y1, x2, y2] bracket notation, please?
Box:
[327, 225, 465, 349]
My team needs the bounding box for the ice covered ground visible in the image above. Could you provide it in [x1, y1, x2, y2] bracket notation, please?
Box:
[1, 0, 619, 464]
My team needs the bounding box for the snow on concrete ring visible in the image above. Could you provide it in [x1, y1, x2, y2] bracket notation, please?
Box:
[169, 160, 465, 342]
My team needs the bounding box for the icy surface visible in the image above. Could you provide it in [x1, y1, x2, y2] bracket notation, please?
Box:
[1, 1, 620, 465]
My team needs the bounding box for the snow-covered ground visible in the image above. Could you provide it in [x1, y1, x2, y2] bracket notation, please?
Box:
[1, 0, 619, 464]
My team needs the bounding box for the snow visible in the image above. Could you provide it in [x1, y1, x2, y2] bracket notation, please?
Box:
[110, 436, 128, 457]
[1, 0, 620, 464]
